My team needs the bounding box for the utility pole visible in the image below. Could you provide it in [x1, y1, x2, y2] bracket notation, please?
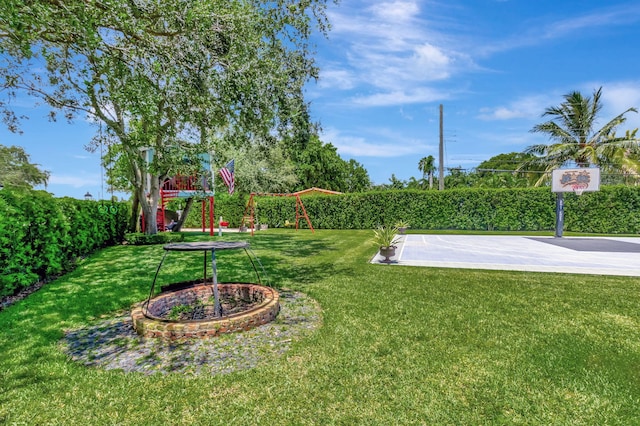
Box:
[438, 104, 444, 190]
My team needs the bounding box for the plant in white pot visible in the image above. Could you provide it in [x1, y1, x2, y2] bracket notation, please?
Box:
[394, 220, 409, 235]
[372, 225, 401, 263]
[259, 217, 268, 230]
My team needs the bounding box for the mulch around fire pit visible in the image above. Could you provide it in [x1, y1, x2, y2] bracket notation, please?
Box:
[59, 289, 321, 376]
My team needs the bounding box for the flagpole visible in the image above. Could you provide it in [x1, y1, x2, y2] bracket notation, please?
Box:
[214, 154, 222, 237]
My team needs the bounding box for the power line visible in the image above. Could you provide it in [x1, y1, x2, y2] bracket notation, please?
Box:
[476, 168, 548, 174]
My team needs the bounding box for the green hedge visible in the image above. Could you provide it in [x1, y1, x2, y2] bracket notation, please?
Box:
[123, 232, 185, 245]
[252, 188, 557, 231]
[0, 187, 130, 297]
[205, 186, 640, 234]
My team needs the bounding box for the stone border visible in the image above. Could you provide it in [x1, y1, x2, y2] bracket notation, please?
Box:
[131, 283, 279, 339]
[61, 290, 321, 376]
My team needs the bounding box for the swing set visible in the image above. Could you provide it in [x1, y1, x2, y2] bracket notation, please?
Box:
[241, 192, 315, 236]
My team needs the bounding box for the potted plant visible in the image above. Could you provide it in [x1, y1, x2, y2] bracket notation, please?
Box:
[372, 225, 401, 263]
[394, 220, 409, 235]
[259, 217, 268, 230]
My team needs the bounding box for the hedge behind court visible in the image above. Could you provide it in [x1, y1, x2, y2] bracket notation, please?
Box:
[235, 186, 640, 233]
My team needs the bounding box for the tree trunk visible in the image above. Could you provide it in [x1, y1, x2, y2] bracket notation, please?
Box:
[136, 174, 161, 235]
[129, 191, 140, 232]
[428, 172, 433, 190]
[173, 197, 195, 232]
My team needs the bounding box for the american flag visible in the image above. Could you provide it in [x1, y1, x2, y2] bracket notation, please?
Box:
[219, 159, 235, 194]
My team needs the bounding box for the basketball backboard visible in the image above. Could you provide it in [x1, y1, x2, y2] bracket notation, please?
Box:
[551, 168, 600, 195]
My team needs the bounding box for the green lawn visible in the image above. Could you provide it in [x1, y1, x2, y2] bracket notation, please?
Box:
[1, 229, 639, 425]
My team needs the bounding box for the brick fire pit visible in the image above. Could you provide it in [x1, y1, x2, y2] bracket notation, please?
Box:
[132, 282, 279, 339]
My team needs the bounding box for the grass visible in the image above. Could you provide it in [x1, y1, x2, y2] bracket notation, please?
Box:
[1, 229, 640, 424]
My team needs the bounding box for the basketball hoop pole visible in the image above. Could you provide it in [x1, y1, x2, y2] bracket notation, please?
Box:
[555, 192, 564, 238]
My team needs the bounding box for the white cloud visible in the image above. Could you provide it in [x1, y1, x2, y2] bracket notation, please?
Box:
[474, 130, 544, 149]
[352, 87, 449, 107]
[399, 107, 414, 120]
[413, 43, 451, 79]
[318, 69, 356, 90]
[477, 94, 556, 121]
[322, 127, 432, 157]
[369, 1, 420, 22]
[50, 173, 100, 188]
[599, 81, 640, 129]
[480, 82, 640, 124]
[320, 1, 474, 105]
[480, 3, 640, 56]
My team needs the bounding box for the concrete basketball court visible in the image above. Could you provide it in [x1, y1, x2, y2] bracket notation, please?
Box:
[372, 234, 640, 277]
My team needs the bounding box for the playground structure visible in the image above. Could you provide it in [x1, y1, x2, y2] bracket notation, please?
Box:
[140, 150, 216, 235]
[242, 192, 313, 236]
[241, 188, 341, 236]
[158, 174, 215, 235]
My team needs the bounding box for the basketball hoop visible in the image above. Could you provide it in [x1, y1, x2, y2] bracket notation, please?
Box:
[572, 184, 587, 196]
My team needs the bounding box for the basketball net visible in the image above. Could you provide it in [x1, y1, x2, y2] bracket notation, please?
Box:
[572, 184, 587, 196]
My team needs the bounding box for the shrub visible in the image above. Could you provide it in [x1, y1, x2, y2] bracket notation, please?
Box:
[124, 232, 185, 245]
[0, 187, 130, 297]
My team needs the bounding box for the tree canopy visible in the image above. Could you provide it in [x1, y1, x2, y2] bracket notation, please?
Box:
[0, 144, 49, 188]
[0, 0, 333, 233]
[288, 134, 371, 193]
[522, 87, 639, 185]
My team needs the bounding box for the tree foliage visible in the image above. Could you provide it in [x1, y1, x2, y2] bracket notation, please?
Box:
[418, 155, 436, 189]
[522, 87, 640, 185]
[0, 0, 332, 233]
[289, 134, 371, 193]
[476, 152, 540, 187]
[0, 144, 49, 188]
[221, 140, 299, 194]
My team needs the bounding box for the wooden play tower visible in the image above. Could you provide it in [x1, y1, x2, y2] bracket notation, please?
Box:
[140, 149, 216, 235]
[158, 174, 215, 234]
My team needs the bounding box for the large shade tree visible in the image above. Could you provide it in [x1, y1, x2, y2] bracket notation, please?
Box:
[290, 134, 371, 193]
[0, 0, 332, 233]
[521, 87, 639, 186]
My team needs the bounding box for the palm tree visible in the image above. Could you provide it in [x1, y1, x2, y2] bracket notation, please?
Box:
[418, 155, 436, 189]
[521, 87, 639, 186]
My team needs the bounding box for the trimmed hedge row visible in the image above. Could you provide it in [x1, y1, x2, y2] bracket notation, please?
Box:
[0, 188, 130, 297]
[202, 186, 640, 234]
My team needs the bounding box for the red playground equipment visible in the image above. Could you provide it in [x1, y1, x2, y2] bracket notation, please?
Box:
[159, 175, 215, 235]
[140, 150, 216, 235]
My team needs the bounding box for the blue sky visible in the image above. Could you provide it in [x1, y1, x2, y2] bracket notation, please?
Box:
[308, 0, 640, 184]
[2, 0, 640, 199]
